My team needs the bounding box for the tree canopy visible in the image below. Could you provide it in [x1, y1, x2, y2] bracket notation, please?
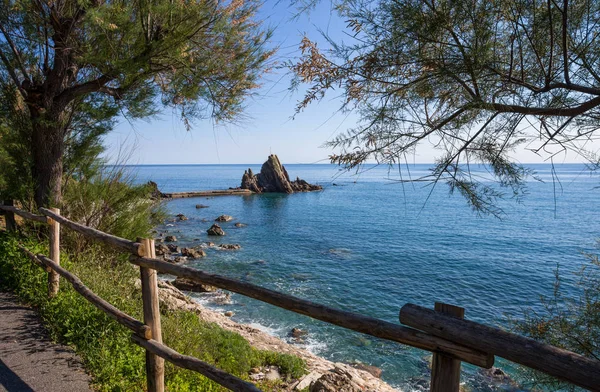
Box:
[292, 0, 600, 215]
[0, 0, 273, 207]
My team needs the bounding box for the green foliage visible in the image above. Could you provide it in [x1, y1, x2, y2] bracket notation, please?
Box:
[61, 164, 166, 247]
[292, 0, 600, 214]
[0, 233, 306, 391]
[514, 243, 600, 390]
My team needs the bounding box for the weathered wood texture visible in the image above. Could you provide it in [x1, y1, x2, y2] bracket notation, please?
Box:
[400, 303, 600, 391]
[430, 303, 464, 392]
[129, 255, 493, 368]
[139, 238, 164, 392]
[0, 204, 47, 224]
[162, 189, 253, 198]
[17, 247, 151, 339]
[39, 208, 143, 256]
[48, 207, 60, 298]
[131, 335, 262, 392]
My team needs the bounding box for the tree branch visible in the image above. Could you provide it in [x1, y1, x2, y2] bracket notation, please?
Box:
[0, 22, 30, 82]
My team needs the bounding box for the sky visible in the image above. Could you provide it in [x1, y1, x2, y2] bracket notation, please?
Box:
[102, 0, 598, 166]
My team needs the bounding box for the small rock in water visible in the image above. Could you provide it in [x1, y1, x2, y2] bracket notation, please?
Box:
[215, 214, 233, 222]
[207, 224, 226, 236]
[290, 327, 308, 339]
[165, 235, 177, 242]
[172, 256, 187, 264]
[234, 222, 247, 228]
[195, 204, 209, 209]
[176, 213, 188, 221]
[224, 311, 234, 317]
[218, 244, 241, 250]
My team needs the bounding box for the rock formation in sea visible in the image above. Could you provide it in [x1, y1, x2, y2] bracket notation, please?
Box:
[240, 154, 322, 193]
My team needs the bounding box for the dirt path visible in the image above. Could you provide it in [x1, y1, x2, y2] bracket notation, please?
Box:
[0, 291, 92, 392]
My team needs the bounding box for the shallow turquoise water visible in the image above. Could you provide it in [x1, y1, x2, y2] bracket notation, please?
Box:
[128, 163, 599, 391]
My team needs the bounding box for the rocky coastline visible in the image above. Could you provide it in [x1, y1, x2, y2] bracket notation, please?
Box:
[156, 279, 399, 392]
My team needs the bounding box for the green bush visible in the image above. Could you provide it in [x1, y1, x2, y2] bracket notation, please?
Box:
[0, 232, 306, 391]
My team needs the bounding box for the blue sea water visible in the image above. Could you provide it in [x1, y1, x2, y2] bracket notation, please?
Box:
[128, 163, 599, 391]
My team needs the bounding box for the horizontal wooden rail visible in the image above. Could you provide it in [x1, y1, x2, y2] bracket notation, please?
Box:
[131, 335, 261, 392]
[17, 246, 152, 339]
[0, 205, 47, 223]
[400, 303, 600, 391]
[129, 255, 493, 368]
[39, 208, 144, 256]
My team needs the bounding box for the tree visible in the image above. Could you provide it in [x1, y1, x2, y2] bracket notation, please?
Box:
[292, 0, 600, 215]
[0, 0, 273, 208]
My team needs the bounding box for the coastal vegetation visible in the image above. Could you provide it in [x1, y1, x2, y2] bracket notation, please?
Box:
[0, 231, 306, 391]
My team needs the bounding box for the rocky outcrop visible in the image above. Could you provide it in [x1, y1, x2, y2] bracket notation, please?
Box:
[215, 215, 233, 222]
[147, 181, 165, 199]
[171, 277, 216, 293]
[181, 247, 206, 258]
[240, 154, 322, 194]
[155, 282, 397, 392]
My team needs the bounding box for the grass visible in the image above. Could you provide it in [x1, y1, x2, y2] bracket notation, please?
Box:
[0, 231, 306, 391]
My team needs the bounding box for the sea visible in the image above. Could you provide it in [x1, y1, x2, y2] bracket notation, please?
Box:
[127, 163, 599, 391]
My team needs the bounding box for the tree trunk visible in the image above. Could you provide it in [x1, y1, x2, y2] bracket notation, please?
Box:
[31, 124, 65, 209]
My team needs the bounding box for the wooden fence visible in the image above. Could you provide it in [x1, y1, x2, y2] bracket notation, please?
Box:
[1, 204, 599, 392]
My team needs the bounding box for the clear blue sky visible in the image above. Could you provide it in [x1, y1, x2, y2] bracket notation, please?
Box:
[103, 1, 597, 165]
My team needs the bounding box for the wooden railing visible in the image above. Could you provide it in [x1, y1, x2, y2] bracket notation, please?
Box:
[1, 204, 599, 392]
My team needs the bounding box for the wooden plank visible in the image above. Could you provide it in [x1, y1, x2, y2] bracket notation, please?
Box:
[48, 207, 60, 298]
[139, 238, 164, 392]
[430, 303, 464, 392]
[16, 248, 152, 339]
[400, 303, 600, 391]
[129, 255, 493, 368]
[131, 335, 262, 392]
[39, 208, 143, 256]
[0, 204, 46, 224]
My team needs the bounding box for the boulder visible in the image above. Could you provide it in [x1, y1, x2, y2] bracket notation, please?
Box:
[155, 243, 170, 256]
[171, 277, 217, 293]
[215, 215, 233, 222]
[240, 154, 322, 193]
[310, 372, 362, 392]
[195, 204, 209, 209]
[165, 235, 177, 242]
[176, 213, 188, 221]
[181, 247, 206, 258]
[218, 244, 241, 250]
[207, 224, 226, 236]
[224, 311, 234, 317]
[234, 222, 247, 228]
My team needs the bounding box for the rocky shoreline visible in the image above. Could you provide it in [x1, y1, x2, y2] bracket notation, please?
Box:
[155, 279, 399, 392]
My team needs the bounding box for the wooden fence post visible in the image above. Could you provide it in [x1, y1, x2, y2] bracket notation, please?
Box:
[48, 207, 60, 297]
[2, 200, 17, 232]
[430, 303, 464, 392]
[140, 238, 164, 392]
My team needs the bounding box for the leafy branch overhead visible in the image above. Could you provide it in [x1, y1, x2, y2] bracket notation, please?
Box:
[291, 0, 600, 215]
[0, 0, 274, 207]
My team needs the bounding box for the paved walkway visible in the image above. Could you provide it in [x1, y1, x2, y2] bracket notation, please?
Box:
[0, 291, 92, 392]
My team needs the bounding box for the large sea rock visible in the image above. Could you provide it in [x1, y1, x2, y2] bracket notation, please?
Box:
[240, 154, 322, 194]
